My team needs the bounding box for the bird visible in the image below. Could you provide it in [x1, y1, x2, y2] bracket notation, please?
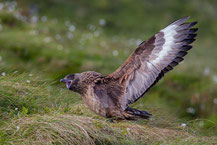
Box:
[60, 16, 197, 119]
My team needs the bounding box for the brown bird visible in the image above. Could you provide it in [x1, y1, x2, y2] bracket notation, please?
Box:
[60, 16, 197, 119]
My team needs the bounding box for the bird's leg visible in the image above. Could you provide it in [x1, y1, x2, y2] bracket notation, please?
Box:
[106, 116, 127, 123]
[125, 107, 152, 119]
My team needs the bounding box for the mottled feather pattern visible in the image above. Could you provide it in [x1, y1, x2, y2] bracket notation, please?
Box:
[74, 71, 103, 94]
[61, 17, 197, 119]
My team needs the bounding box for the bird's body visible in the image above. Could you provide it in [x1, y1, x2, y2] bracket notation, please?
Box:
[61, 16, 198, 119]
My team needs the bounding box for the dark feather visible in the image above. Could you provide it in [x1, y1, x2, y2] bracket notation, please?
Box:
[106, 16, 198, 109]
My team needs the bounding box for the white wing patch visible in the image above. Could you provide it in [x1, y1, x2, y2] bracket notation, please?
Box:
[117, 16, 197, 109]
[152, 24, 178, 65]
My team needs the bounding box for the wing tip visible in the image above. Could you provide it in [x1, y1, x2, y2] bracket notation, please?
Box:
[172, 16, 190, 26]
[182, 16, 190, 20]
[190, 28, 198, 33]
[190, 21, 198, 27]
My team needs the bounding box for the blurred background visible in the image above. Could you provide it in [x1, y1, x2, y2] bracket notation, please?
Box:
[0, 0, 217, 140]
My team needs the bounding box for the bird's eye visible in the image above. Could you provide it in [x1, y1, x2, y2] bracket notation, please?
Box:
[66, 74, 75, 79]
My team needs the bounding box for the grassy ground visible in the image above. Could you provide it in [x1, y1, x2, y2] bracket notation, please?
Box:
[1, 115, 216, 144]
[0, 74, 216, 144]
[0, 0, 217, 144]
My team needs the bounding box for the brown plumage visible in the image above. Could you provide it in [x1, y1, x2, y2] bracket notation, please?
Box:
[60, 16, 198, 119]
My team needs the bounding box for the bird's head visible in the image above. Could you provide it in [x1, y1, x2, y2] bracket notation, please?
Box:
[60, 73, 81, 92]
[60, 71, 102, 93]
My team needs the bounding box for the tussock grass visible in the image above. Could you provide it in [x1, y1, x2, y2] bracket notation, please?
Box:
[0, 0, 217, 144]
[2, 114, 216, 145]
[0, 73, 216, 144]
[0, 72, 81, 120]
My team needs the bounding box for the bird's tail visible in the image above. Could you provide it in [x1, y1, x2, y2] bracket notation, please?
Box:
[125, 107, 152, 119]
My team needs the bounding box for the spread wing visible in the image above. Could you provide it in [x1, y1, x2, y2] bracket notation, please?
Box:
[106, 16, 198, 110]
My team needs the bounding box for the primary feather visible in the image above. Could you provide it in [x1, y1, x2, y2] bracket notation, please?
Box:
[107, 16, 197, 110]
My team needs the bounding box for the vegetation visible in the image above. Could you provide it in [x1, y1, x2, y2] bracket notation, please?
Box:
[0, 0, 217, 144]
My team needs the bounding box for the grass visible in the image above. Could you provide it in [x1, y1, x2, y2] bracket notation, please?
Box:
[1, 114, 216, 145]
[0, 71, 216, 144]
[0, 0, 217, 144]
[0, 73, 78, 121]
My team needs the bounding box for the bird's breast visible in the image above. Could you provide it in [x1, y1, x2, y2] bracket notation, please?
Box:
[82, 86, 108, 117]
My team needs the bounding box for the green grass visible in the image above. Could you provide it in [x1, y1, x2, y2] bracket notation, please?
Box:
[0, 73, 216, 144]
[0, 66, 216, 143]
[1, 114, 217, 145]
[0, 0, 217, 144]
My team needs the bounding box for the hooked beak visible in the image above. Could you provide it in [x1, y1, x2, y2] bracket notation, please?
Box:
[60, 78, 72, 90]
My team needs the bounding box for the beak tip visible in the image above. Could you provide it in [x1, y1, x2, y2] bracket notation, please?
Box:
[60, 79, 63, 82]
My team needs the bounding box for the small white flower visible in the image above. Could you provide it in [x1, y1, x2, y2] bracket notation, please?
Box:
[15, 12, 27, 22]
[15, 107, 18, 111]
[87, 24, 96, 31]
[181, 123, 187, 127]
[186, 107, 196, 114]
[0, 3, 4, 11]
[31, 16, 38, 24]
[16, 126, 20, 131]
[41, 16, 47, 22]
[127, 128, 130, 131]
[69, 25, 76, 32]
[8, 5, 15, 12]
[203, 67, 210, 76]
[212, 75, 217, 83]
[213, 98, 217, 104]
[2, 72, 6, 76]
[26, 80, 31, 83]
[99, 19, 106, 26]
[14, 70, 18, 74]
[11, 1, 17, 7]
[44, 37, 51, 43]
[28, 74, 33, 77]
[112, 50, 119, 56]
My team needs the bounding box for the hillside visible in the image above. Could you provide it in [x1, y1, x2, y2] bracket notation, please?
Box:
[0, 73, 216, 144]
[0, 0, 217, 144]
